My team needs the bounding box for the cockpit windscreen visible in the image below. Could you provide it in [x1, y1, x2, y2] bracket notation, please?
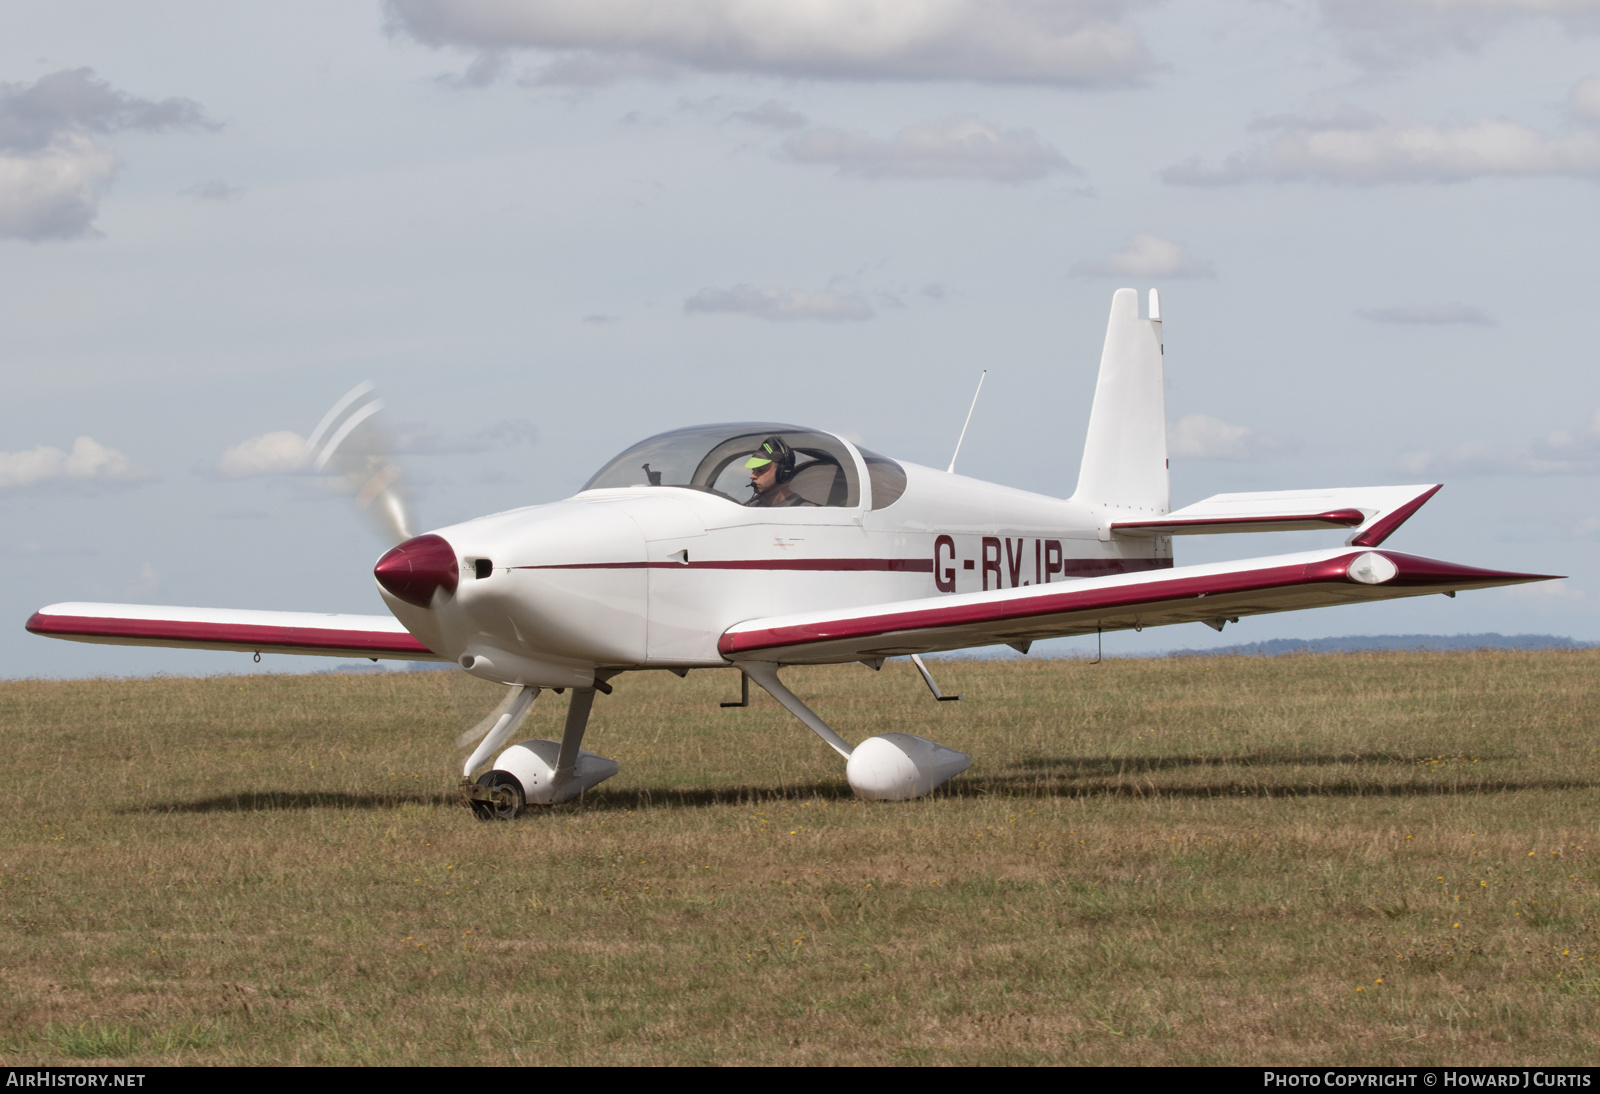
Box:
[581, 423, 861, 507]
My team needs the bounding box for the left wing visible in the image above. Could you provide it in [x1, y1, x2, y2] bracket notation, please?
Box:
[26, 603, 444, 661]
[720, 548, 1556, 665]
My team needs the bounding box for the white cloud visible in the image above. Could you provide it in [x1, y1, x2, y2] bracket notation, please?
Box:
[184, 179, 244, 202]
[1168, 414, 1283, 461]
[523, 52, 679, 86]
[1546, 407, 1600, 443]
[1072, 233, 1215, 278]
[216, 419, 536, 478]
[783, 115, 1074, 182]
[1360, 304, 1495, 325]
[1570, 76, 1600, 124]
[1318, 0, 1600, 66]
[731, 101, 808, 131]
[384, 0, 1155, 86]
[1503, 579, 1591, 616]
[1163, 106, 1600, 186]
[1394, 407, 1600, 476]
[393, 418, 537, 455]
[0, 134, 118, 241]
[1393, 442, 1581, 476]
[0, 69, 214, 242]
[216, 431, 312, 479]
[0, 68, 211, 151]
[685, 284, 874, 322]
[438, 50, 510, 87]
[0, 436, 152, 491]
[123, 563, 159, 600]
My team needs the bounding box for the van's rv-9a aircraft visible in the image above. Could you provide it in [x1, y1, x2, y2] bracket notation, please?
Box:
[27, 289, 1555, 816]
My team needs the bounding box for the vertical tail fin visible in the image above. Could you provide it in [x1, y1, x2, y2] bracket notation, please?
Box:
[1071, 288, 1169, 518]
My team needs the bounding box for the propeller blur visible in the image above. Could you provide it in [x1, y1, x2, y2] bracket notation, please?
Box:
[308, 381, 414, 546]
[25, 290, 1559, 815]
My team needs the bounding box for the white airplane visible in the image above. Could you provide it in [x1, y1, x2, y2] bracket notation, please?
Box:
[27, 289, 1554, 816]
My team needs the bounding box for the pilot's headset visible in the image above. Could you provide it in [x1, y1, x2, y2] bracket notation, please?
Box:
[750, 436, 797, 483]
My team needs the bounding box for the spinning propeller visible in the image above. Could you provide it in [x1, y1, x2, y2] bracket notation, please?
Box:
[308, 382, 414, 547]
[306, 384, 535, 770]
[309, 385, 461, 609]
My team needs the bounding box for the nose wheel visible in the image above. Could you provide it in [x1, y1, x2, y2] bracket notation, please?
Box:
[467, 770, 525, 821]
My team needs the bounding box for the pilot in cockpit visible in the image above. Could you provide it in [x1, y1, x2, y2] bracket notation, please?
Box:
[744, 436, 816, 508]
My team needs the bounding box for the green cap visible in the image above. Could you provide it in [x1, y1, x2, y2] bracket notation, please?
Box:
[744, 437, 785, 470]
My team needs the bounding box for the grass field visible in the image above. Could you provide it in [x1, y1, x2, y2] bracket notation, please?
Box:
[1, 650, 1597, 1066]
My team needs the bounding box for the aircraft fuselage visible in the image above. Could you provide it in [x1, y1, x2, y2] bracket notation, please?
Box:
[377, 454, 1169, 687]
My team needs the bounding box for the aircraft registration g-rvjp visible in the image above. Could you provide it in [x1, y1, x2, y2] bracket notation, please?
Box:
[27, 289, 1556, 816]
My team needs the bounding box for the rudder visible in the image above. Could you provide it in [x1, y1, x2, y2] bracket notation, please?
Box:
[1071, 288, 1169, 519]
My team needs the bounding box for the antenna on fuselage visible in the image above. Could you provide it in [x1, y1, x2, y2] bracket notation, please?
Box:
[946, 369, 987, 475]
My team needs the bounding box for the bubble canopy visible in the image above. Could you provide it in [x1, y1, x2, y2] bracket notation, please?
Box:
[581, 423, 906, 509]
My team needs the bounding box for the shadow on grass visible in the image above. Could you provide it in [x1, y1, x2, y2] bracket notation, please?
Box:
[572, 749, 1572, 812]
[124, 790, 456, 814]
[965, 772, 1600, 800]
[563, 773, 1600, 814]
[124, 760, 1600, 817]
[584, 782, 858, 810]
[971, 750, 1598, 798]
[1007, 750, 1502, 773]
[581, 761, 1600, 811]
[125, 783, 858, 816]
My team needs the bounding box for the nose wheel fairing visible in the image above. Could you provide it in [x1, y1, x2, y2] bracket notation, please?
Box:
[490, 739, 619, 807]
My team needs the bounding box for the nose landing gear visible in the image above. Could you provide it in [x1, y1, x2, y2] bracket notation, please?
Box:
[467, 770, 524, 821]
[462, 679, 620, 819]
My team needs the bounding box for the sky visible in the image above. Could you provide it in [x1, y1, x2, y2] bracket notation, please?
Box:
[2, 0, 1597, 678]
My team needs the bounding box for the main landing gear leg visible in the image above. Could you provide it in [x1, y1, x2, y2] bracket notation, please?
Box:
[738, 662, 853, 758]
[737, 661, 971, 801]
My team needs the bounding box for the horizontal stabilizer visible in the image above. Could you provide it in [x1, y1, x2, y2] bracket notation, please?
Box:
[26, 603, 444, 661]
[720, 547, 1554, 665]
[1111, 484, 1441, 546]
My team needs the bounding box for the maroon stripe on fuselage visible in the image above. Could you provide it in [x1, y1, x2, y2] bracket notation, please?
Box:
[26, 612, 435, 656]
[513, 557, 1170, 575]
[515, 558, 936, 572]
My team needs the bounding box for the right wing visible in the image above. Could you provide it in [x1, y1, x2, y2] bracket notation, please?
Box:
[720, 547, 1555, 666]
[26, 602, 445, 661]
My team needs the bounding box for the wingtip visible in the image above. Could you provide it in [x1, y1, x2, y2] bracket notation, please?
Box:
[23, 606, 71, 635]
[1375, 552, 1565, 588]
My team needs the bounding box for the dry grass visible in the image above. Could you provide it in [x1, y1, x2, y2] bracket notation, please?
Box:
[0, 650, 1597, 1065]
